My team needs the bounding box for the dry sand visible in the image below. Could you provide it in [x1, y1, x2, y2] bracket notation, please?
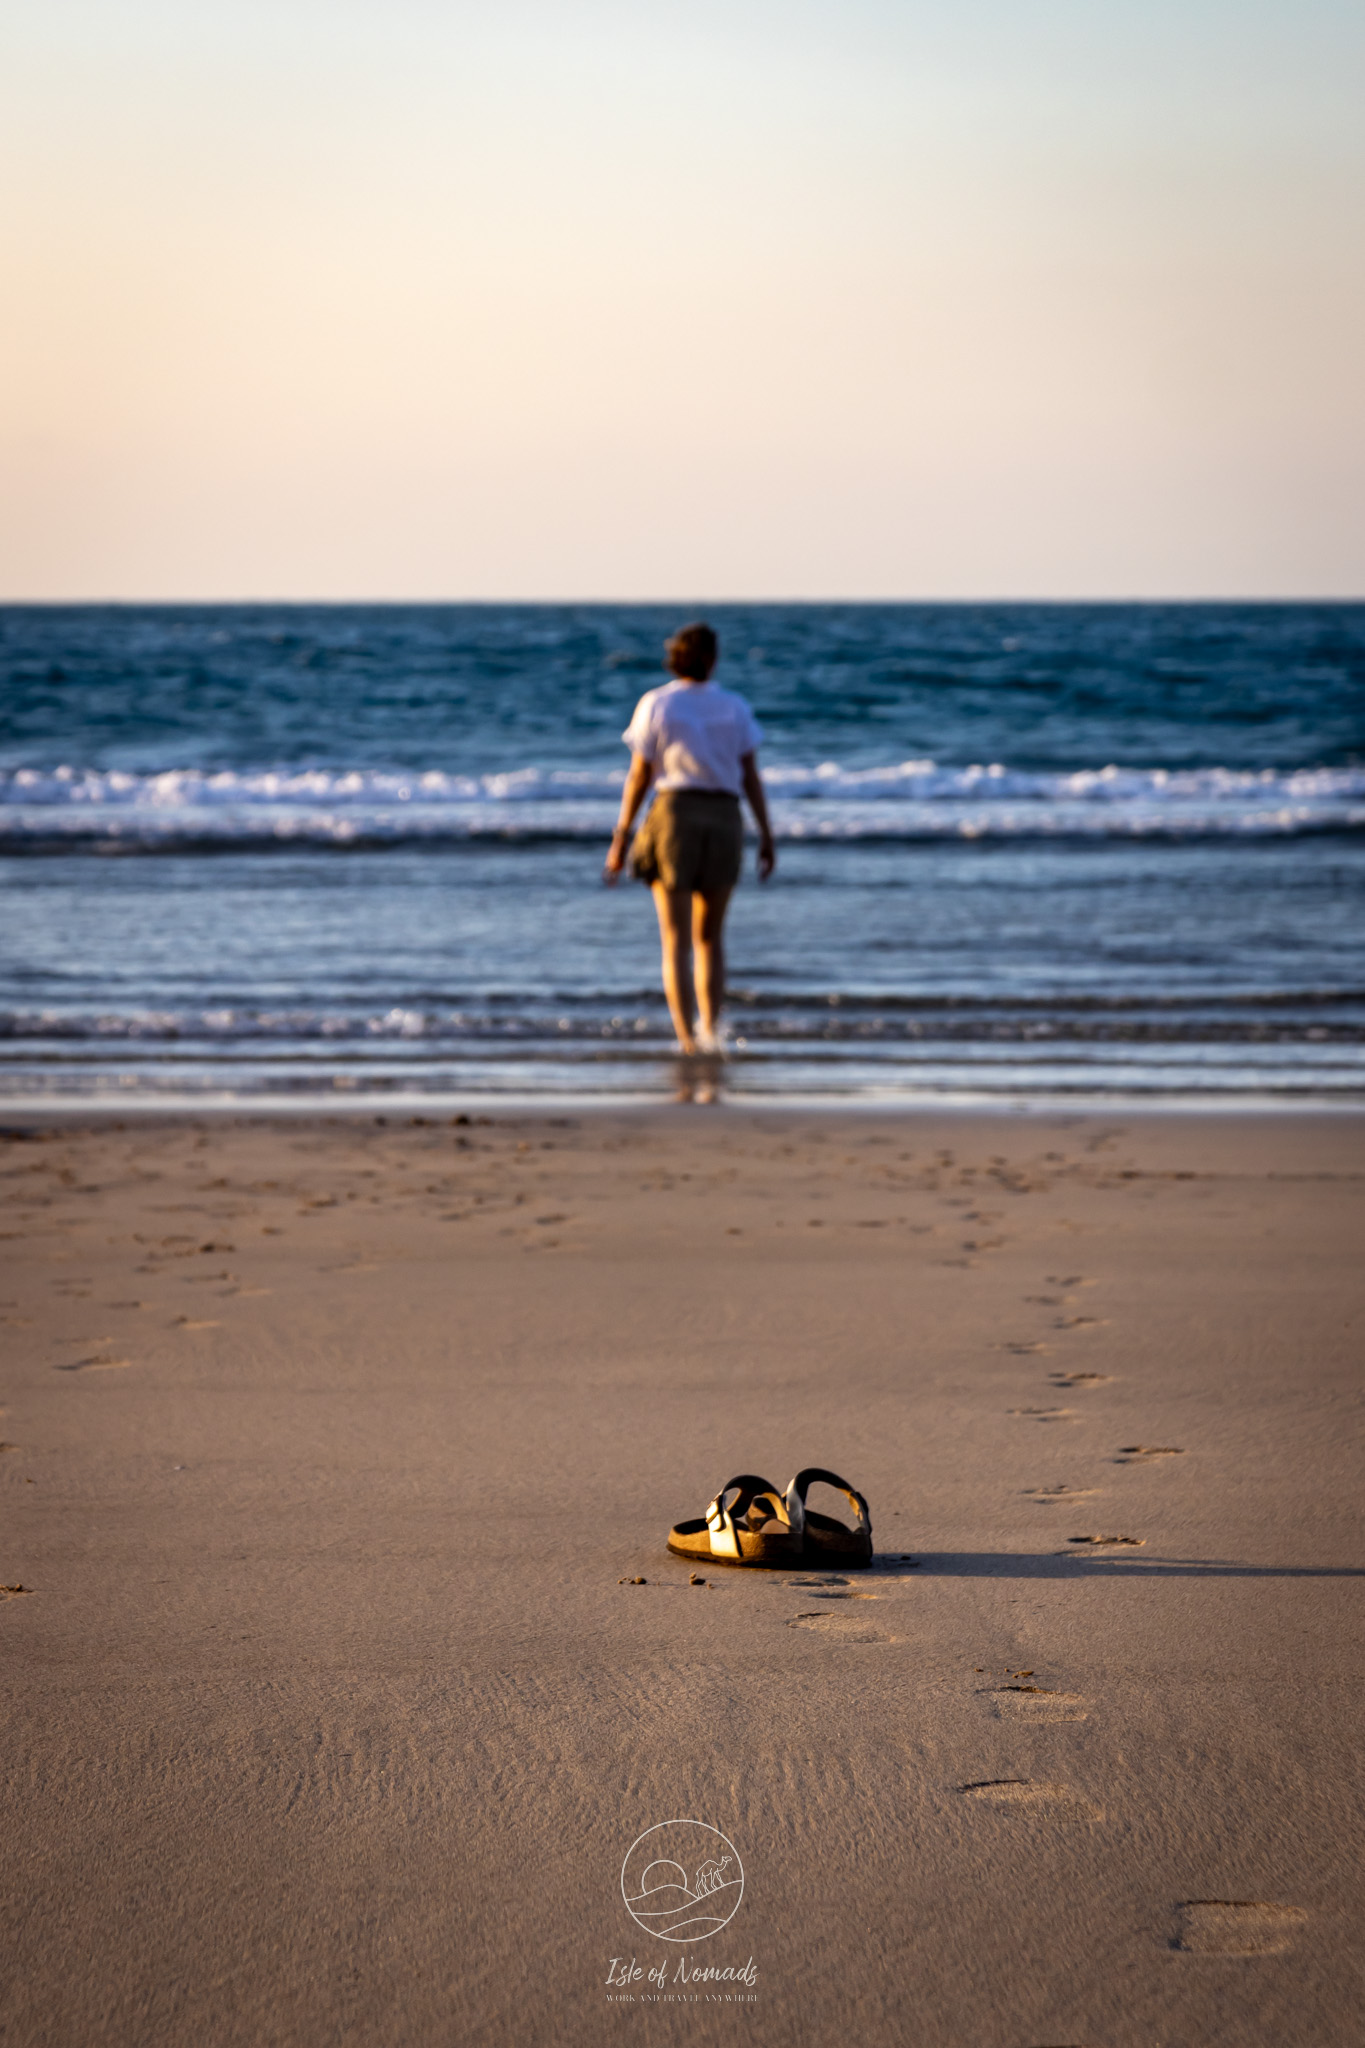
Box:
[2, 1105, 1362, 2047]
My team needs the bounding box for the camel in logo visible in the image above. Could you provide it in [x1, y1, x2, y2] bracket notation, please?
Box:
[621, 1823, 745, 1942]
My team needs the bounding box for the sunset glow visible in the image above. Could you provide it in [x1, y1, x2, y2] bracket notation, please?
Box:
[3, 0, 1362, 596]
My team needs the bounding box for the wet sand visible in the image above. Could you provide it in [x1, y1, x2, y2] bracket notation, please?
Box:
[2, 1106, 1362, 2047]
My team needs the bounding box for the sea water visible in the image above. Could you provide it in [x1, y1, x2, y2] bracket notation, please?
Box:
[2, 603, 1362, 1103]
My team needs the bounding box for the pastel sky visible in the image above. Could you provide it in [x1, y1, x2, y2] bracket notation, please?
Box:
[2, 0, 1362, 598]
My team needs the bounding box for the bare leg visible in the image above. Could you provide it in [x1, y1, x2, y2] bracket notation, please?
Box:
[692, 886, 732, 1045]
[651, 884, 697, 1052]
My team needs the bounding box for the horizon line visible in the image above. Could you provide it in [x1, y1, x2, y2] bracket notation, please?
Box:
[3, 594, 1363, 609]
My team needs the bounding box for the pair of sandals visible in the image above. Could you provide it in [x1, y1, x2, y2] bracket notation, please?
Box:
[668, 1469, 873, 1571]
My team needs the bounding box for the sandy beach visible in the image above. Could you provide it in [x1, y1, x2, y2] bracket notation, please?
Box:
[2, 1104, 1362, 2047]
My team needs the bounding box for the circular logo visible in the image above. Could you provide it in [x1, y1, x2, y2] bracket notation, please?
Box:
[620, 1820, 744, 1943]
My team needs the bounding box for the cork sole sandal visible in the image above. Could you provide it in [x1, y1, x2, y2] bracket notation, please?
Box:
[667, 1474, 802, 1569]
[784, 1468, 874, 1570]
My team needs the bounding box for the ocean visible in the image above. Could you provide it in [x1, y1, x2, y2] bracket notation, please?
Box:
[2, 602, 1363, 1104]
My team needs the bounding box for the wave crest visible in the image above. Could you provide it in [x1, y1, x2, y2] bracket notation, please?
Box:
[1, 758, 1361, 846]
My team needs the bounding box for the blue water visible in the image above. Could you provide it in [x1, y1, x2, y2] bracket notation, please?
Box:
[3, 603, 1363, 1101]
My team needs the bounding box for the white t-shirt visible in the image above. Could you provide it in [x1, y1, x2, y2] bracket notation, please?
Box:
[622, 680, 763, 795]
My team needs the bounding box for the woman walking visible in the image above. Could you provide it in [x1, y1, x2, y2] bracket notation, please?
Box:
[604, 622, 775, 1054]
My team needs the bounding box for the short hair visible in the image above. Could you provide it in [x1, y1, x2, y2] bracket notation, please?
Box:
[664, 622, 718, 681]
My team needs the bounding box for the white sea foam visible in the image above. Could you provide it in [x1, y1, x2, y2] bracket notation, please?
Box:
[2, 992, 1359, 1047]
[1, 760, 1362, 843]
[4, 760, 1363, 804]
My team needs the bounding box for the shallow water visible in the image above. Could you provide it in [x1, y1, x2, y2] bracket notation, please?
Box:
[3, 602, 1362, 1101]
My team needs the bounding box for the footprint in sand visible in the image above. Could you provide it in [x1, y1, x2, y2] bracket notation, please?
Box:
[0, 1584, 34, 1600]
[1053, 1316, 1108, 1331]
[52, 1356, 132, 1373]
[960, 1780, 1101, 1818]
[1068, 1534, 1144, 1548]
[1175, 1901, 1306, 1955]
[1010, 1407, 1078, 1423]
[1115, 1446, 1184, 1464]
[1023, 1486, 1099, 1504]
[1047, 1275, 1098, 1288]
[798, 1587, 879, 1600]
[788, 1611, 893, 1642]
[1006, 1341, 1050, 1355]
[172, 1317, 221, 1330]
[1050, 1371, 1113, 1388]
[988, 1687, 1089, 1723]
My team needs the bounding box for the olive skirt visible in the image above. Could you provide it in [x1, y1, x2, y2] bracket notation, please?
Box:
[629, 789, 744, 893]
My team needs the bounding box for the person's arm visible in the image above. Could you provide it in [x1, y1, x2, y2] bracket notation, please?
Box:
[603, 753, 656, 883]
[741, 752, 776, 881]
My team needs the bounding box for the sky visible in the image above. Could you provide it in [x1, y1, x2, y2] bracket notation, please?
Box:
[1, 0, 1362, 599]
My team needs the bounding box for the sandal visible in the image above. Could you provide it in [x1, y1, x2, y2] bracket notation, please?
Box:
[667, 1474, 802, 1569]
[784, 1468, 874, 1570]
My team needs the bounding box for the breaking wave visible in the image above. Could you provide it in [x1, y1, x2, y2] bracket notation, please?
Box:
[1, 759, 1362, 848]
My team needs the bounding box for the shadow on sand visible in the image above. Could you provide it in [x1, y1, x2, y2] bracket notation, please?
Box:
[880, 1553, 1365, 1580]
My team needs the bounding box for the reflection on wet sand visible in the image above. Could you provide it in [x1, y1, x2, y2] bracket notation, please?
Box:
[672, 1051, 725, 1105]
